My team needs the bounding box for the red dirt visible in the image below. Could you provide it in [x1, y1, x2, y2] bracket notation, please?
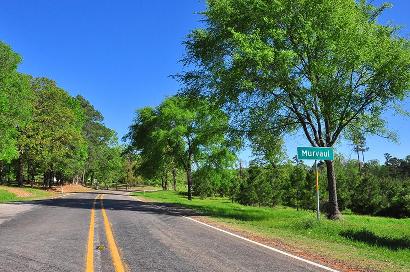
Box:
[47, 184, 92, 193]
[0, 186, 32, 198]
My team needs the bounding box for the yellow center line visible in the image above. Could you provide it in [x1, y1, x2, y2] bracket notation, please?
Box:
[100, 195, 126, 272]
[86, 194, 100, 272]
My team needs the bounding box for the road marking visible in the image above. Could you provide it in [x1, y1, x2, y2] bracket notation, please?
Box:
[183, 216, 339, 272]
[86, 194, 100, 272]
[100, 195, 126, 272]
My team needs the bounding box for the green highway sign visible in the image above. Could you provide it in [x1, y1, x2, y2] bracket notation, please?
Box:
[297, 146, 334, 161]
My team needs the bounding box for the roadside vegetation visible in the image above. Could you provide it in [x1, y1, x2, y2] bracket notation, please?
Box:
[1, 0, 410, 270]
[124, 0, 410, 219]
[0, 41, 140, 190]
[134, 190, 410, 272]
[0, 186, 52, 202]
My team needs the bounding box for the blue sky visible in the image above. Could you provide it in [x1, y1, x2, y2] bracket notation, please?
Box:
[0, 0, 409, 163]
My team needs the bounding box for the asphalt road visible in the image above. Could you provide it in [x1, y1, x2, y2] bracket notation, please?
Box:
[0, 191, 334, 272]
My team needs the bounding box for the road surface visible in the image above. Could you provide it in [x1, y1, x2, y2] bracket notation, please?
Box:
[0, 191, 334, 272]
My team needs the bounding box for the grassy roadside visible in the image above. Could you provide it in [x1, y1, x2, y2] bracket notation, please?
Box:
[0, 186, 54, 202]
[133, 190, 410, 272]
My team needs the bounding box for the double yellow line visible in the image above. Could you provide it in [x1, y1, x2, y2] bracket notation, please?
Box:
[86, 194, 126, 272]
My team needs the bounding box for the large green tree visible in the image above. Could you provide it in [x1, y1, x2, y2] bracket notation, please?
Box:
[183, 0, 410, 218]
[127, 95, 237, 199]
[125, 106, 175, 189]
[156, 96, 237, 200]
[0, 42, 33, 165]
[22, 78, 87, 186]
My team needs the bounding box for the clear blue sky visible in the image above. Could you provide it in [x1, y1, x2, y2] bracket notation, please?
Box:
[0, 0, 409, 163]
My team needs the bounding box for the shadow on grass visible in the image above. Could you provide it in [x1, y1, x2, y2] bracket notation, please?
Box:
[172, 203, 268, 221]
[340, 229, 410, 250]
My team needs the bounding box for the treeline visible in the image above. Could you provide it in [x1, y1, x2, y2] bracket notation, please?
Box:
[233, 154, 410, 218]
[0, 41, 134, 188]
[126, 96, 410, 218]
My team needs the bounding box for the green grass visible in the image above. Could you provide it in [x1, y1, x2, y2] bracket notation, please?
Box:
[0, 186, 53, 203]
[133, 190, 410, 272]
[0, 189, 18, 202]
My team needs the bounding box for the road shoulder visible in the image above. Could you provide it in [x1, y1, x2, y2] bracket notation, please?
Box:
[133, 195, 370, 272]
[0, 203, 35, 226]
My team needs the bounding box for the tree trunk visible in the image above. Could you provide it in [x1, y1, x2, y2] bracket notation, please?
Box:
[0, 160, 3, 184]
[44, 171, 52, 188]
[186, 152, 193, 200]
[49, 171, 54, 188]
[186, 168, 192, 200]
[325, 160, 341, 219]
[90, 172, 94, 188]
[82, 169, 85, 185]
[16, 153, 24, 187]
[164, 171, 168, 190]
[29, 161, 35, 187]
[172, 168, 177, 191]
[356, 147, 361, 171]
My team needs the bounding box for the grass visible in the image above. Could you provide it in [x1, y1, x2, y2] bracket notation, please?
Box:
[0, 189, 18, 202]
[133, 190, 410, 272]
[0, 186, 53, 203]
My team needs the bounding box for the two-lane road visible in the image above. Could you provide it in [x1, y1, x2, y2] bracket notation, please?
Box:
[0, 192, 336, 272]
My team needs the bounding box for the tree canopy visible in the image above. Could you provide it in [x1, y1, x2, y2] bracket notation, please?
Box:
[0, 41, 125, 188]
[181, 0, 410, 218]
[126, 95, 237, 199]
[0, 42, 33, 162]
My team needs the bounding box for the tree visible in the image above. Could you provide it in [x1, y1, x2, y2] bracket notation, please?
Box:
[247, 104, 287, 167]
[0, 42, 33, 167]
[75, 95, 113, 185]
[22, 78, 87, 187]
[94, 139, 124, 189]
[125, 106, 176, 190]
[182, 0, 410, 218]
[126, 95, 237, 200]
[156, 96, 236, 200]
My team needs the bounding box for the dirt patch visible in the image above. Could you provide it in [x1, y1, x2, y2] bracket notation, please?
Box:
[47, 184, 92, 193]
[0, 186, 32, 198]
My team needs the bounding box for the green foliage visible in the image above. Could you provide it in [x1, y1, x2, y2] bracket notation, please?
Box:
[0, 189, 17, 202]
[22, 78, 87, 178]
[351, 175, 410, 218]
[94, 143, 124, 188]
[182, 0, 410, 218]
[0, 41, 121, 187]
[126, 94, 237, 198]
[229, 153, 410, 218]
[0, 186, 52, 202]
[193, 167, 235, 198]
[0, 42, 33, 162]
[75, 95, 123, 187]
[125, 106, 173, 184]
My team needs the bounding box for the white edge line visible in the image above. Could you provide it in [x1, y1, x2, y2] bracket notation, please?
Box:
[183, 216, 339, 272]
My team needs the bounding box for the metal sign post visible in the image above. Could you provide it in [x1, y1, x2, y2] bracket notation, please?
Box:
[315, 160, 320, 221]
[297, 147, 334, 221]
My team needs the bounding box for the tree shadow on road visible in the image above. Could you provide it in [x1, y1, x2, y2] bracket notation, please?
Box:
[15, 193, 269, 221]
[20, 196, 200, 218]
